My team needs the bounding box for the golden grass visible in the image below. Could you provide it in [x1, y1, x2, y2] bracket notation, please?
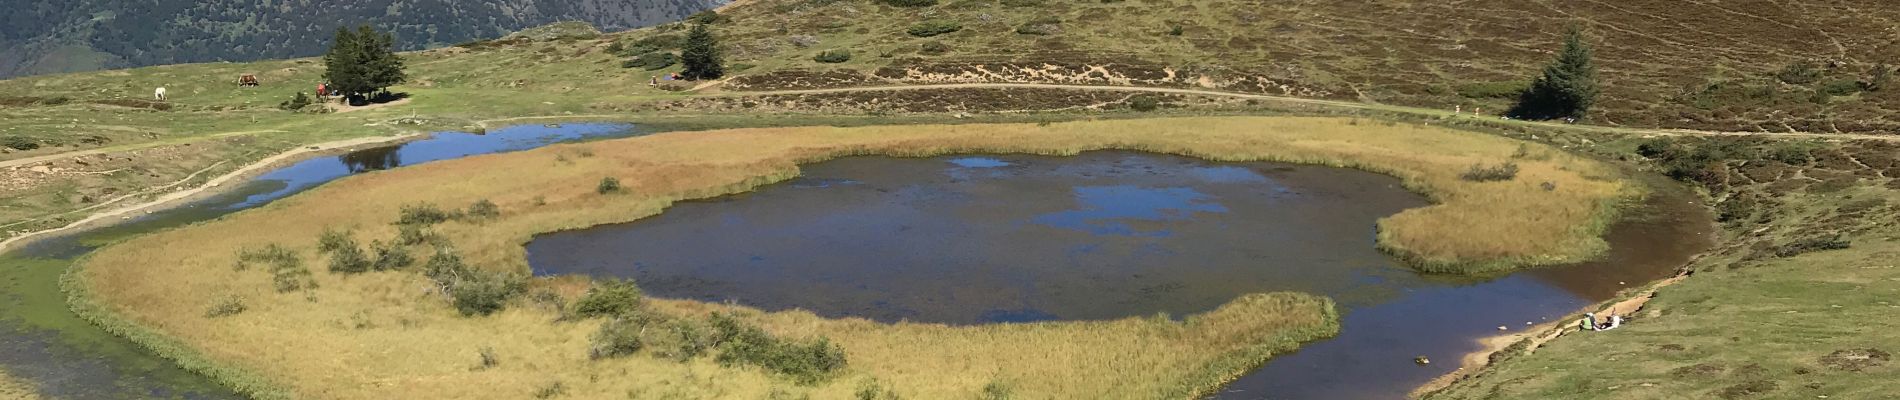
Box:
[0, 370, 39, 400]
[76, 116, 1627, 399]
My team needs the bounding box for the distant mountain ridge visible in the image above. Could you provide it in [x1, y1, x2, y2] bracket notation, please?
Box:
[0, 0, 726, 79]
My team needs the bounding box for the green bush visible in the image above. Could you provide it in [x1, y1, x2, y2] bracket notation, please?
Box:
[855, 378, 901, 400]
[396, 224, 437, 246]
[1818, 79, 1862, 97]
[652, 319, 713, 362]
[450, 272, 524, 316]
[369, 240, 414, 271]
[1454, 81, 1530, 99]
[327, 242, 371, 274]
[687, 10, 724, 25]
[1014, 17, 1060, 35]
[979, 380, 1014, 400]
[812, 49, 853, 63]
[1776, 61, 1821, 85]
[878, 0, 938, 6]
[1774, 235, 1851, 257]
[1167, 25, 1184, 36]
[1129, 95, 1160, 112]
[572, 278, 644, 318]
[235, 243, 299, 271]
[589, 315, 650, 359]
[622, 51, 678, 70]
[204, 295, 247, 318]
[466, 198, 501, 219]
[709, 313, 848, 384]
[1459, 162, 1520, 182]
[316, 227, 354, 254]
[398, 202, 457, 225]
[907, 20, 962, 37]
[598, 177, 623, 194]
[278, 91, 312, 110]
[1, 136, 38, 151]
[239, 244, 315, 293]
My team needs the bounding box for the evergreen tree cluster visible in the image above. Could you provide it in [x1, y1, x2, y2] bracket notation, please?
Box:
[1511, 28, 1600, 121]
[323, 25, 408, 101]
[679, 23, 724, 80]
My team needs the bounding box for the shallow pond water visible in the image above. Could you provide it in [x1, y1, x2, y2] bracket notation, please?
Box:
[526, 152, 1715, 399]
[0, 123, 643, 399]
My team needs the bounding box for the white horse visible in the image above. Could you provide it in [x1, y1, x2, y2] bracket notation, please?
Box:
[154, 87, 167, 101]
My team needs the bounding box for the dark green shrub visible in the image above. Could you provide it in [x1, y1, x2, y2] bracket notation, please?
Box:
[204, 295, 247, 318]
[598, 177, 623, 194]
[918, 41, 950, 55]
[317, 228, 354, 254]
[1167, 25, 1184, 36]
[1129, 95, 1160, 112]
[328, 242, 371, 274]
[398, 202, 457, 225]
[451, 272, 524, 316]
[239, 244, 315, 293]
[466, 199, 501, 219]
[1001, 0, 1040, 6]
[1634, 138, 1679, 159]
[235, 243, 299, 271]
[396, 224, 437, 246]
[604, 41, 626, 55]
[622, 51, 678, 70]
[1460, 162, 1520, 182]
[278, 91, 312, 110]
[572, 278, 644, 318]
[878, 0, 938, 6]
[1774, 235, 1851, 257]
[1454, 81, 1530, 99]
[1014, 17, 1060, 35]
[907, 20, 962, 37]
[979, 380, 1014, 400]
[370, 240, 414, 271]
[1, 136, 38, 151]
[687, 10, 724, 25]
[589, 315, 650, 359]
[855, 378, 900, 400]
[813, 49, 853, 63]
[652, 319, 713, 362]
[709, 313, 848, 384]
[1776, 61, 1821, 85]
[532, 381, 567, 399]
[1818, 79, 1862, 96]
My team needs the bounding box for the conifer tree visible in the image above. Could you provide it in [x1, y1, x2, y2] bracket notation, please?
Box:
[679, 23, 724, 80]
[322, 24, 407, 101]
[1511, 27, 1599, 120]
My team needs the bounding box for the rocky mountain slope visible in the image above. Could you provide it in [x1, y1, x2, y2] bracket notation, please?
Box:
[0, 0, 725, 79]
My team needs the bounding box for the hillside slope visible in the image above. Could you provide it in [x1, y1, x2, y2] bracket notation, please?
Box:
[0, 0, 725, 79]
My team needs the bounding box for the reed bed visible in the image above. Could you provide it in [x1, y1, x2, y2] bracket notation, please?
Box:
[76, 116, 1626, 399]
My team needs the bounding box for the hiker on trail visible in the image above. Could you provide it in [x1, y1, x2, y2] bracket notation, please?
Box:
[154, 87, 167, 101]
[317, 82, 328, 98]
[649, 76, 658, 86]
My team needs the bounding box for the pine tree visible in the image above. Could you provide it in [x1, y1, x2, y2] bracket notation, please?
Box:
[1511, 27, 1599, 120]
[679, 23, 724, 80]
[322, 24, 407, 102]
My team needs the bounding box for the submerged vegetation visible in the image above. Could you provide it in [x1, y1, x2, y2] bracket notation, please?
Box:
[69, 116, 1620, 398]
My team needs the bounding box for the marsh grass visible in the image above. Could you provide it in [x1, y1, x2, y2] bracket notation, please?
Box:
[0, 371, 40, 400]
[77, 116, 1623, 398]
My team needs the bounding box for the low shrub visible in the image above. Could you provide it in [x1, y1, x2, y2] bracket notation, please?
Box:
[907, 20, 962, 37]
[238, 244, 315, 293]
[979, 380, 1014, 400]
[878, 0, 937, 6]
[1774, 235, 1851, 257]
[651, 319, 713, 362]
[1015, 17, 1060, 35]
[395, 224, 437, 246]
[475, 347, 500, 370]
[1, 136, 38, 151]
[1455, 81, 1530, 99]
[532, 381, 567, 399]
[813, 49, 853, 63]
[1167, 25, 1184, 36]
[1129, 95, 1160, 112]
[235, 243, 299, 271]
[855, 378, 901, 400]
[450, 272, 524, 316]
[1818, 79, 1862, 97]
[1776, 61, 1821, 85]
[327, 242, 371, 274]
[598, 177, 622, 194]
[622, 52, 678, 70]
[203, 295, 247, 318]
[918, 41, 950, 55]
[1460, 162, 1520, 182]
[423, 244, 469, 287]
[572, 278, 644, 318]
[278, 91, 312, 111]
[466, 199, 501, 220]
[316, 228, 354, 254]
[589, 315, 650, 359]
[687, 10, 723, 25]
[398, 202, 457, 225]
[369, 240, 414, 271]
[709, 313, 848, 384]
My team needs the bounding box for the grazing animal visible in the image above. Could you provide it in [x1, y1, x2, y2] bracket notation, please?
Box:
[154, 87, 167, 101]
